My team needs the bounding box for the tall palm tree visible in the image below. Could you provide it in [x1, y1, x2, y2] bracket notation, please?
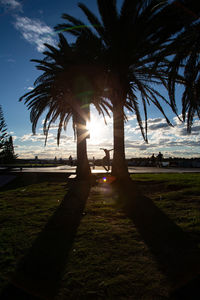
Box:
[20, 34, 111, 179]
[56, 0, 195, 180]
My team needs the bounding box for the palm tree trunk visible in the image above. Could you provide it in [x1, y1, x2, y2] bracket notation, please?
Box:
[112, 101, 129, 180]
[75, 111, 91, 180]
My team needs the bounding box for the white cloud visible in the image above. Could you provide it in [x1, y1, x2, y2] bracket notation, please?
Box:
[173, 115, 183, 124]
[0, 0, 22, 11]
[20, 133, 47, 142]
[11, 135, 18, 141]
[14, 16, 56, 52]
[127, 115, 136, 121]
[39, 123, 60, 131]
[16, 142, 76, 159]
[27, 86, 34, 91]
[14, 114, 200, 159]
[148, 122, 170, 130]
[20, 131, 74, 145]
[148, 118, 163, 124]
[124, 116, 200, 158]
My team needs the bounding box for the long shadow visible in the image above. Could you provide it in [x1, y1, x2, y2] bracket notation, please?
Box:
[0, 172, 67, 191]
[0, 179, 91, 300]
[113, 178, 200, 299]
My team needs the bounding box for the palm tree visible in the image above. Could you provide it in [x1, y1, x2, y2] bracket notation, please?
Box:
[165, 21, 200, 132]
[20, 34, 111, 179]
[55, 0, 200, 180]
[55, 0, 187, 180]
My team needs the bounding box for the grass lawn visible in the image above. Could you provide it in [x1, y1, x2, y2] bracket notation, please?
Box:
[131, 173, 200, 238]
[0, 173, 200, 299]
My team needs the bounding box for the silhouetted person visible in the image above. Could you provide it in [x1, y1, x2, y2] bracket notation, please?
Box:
[157, 152, 163, 168]
[69, 155, 73, 166]
[100, 148, 113, 172]
[151, 153, 156, 166]
[92, 156, 95, 170]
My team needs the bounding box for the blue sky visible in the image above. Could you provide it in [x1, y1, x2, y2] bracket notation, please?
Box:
[0, 0, 200, 160]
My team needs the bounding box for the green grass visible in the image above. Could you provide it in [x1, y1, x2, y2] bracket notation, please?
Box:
[131, 172, 200, 186]
[131, 173, 200, 243]
[0, 179, 67, 292]
[56, 187, 169, 299]
[0, 173, 200, 299]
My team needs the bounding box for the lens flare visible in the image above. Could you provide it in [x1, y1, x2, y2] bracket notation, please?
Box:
[98, 176, 116, 184]
[55, 24, 100, 34]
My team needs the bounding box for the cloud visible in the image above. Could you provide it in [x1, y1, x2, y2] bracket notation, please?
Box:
[20, 132, 74, 145]
[148, 122, 170, 130]
[20, 133, 49, 143]
[190, 125, 200, 132]
[14, 16, 56, 52]
[173, 115, 183, 124]
[40, 123, 60, 130]
[27, 86, 34, 91]
[0, 0, 22, 11]
[127, 115, 136, 121]
[178, 127, 200, 136]
[16, 142, 76, 159]
[14, 113, 200, 159]
[123, 116, 200, 158]
[148, 118, 163, 124]
[6, 58, 15, 63]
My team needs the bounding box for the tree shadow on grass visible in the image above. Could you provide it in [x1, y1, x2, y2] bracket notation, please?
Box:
[0, 172, 68, 191]
[0, 179, 91, 300]
[113, 178, 200, 299]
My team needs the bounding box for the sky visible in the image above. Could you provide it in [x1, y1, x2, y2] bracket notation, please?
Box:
[0, 0, 200, 160]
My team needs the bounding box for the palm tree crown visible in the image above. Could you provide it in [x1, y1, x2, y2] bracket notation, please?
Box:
[166, 22, 200, 132]
[20, 33, 111, 178]
[56, 0, 192, 179]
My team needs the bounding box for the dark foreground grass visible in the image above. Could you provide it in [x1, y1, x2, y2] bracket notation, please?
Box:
[0, 173, 200, 299]
[130, 173, 200, 237]
[56, 184, 169, 300]
[0, 175, 67, 294]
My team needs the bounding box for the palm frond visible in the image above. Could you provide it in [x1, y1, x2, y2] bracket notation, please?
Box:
[129, 90, 147, 142]
[78, 3, 105, 38]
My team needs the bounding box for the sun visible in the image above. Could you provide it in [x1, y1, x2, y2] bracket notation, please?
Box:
[86, 113, 106, 142]
[86, 118, 103, 140]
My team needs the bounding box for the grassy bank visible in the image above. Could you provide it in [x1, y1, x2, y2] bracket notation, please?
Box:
[0, 173, 200, 299]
